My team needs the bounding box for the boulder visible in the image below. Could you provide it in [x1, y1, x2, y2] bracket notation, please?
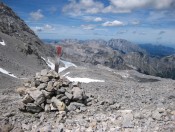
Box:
[72, 87, 83, 100]
[65, 92, 73, 100]
[41, 90, 53, 99]
[51, 97, 66, 111]
[27, 89, 43, 101]
[26, 103, 43, 113]
[37, 83, 47, 90]
[16, 87, 27, 96]
[40, 76, 49, 83]
[22, 94, 34, 104]
[35, 72, 41, 78]
[45, 104, 51, 112]
[34, 93, 45, 105]
[45, 81, 54, 92]
[47, 70, 59, 78]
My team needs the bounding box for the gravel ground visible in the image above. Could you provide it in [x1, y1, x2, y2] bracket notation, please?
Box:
[0, 65, 175, 132]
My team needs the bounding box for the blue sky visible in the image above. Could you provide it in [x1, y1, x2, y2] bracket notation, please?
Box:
[2, 0, 175, 45]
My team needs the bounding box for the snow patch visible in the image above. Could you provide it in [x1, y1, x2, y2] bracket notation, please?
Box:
[0, 39, 6, 46]
[62, 72, 70, 77]
[0, 68, 17, 78]
[66, 76, 105, 83]
[41, 57, 76, 72]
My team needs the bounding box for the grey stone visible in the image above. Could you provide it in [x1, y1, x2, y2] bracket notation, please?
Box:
[34, 93, 45, 105]
[41, 69, 48, 76]
[22, 94, 34, 104]
[26, 103, 43, 113]
[72, 87, 83, 100]
[53, 81, 60, 88]
[16, 87, 27, 96]
[22, 123, 32, 131]
[39, 125, 52, 132]
[47, 70, 59, 78]
[41, 90, 53, 99]
[45, 104, 51, 112]
[27, 89, 43, 101]
[110, 103, 121, 110]
[80, 107, 87, 112]
[46, 81, 54, 92]
[34, 80, 40, 87]
[65, 92, 73, 100]
[35, 72, 41, 78]
[24, 82, 31, 87]
[51, 97, 66, 111]
[50, 103, 57, 111]
[67, 103, 77, 111]
[37, 83, 47, 90]
[56, 94, 65, 99]
[152, 111, 162, 120]
[57, 87, 66, 94]
[72, 81, 81, 87]
[62, 78, 70, 86]
[69, 102, 85, 109]
[40, 76, 49, 83]
[60, 96, 68, 101]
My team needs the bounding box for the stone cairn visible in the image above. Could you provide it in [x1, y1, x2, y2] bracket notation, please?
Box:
[16, 69, 92, 113]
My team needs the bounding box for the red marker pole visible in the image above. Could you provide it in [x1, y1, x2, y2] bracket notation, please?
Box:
[55, 46, 62, 73]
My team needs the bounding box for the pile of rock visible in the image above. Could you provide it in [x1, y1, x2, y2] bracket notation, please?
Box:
[16, 69, 92, 113]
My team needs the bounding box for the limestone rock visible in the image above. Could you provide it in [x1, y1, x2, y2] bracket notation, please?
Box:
[65, 92, 73, 100]
[40, 76, 49, 83]
[27, 89, 43, 101]
[45, 104, 51, 112]
[16, 87, 27, 96]
[37, 83, 47, 90]
[22, 94, 34, 104]
[45, 81, 54, 92]
[51, 97, 66, 111]
[72, 87, 83, 100]
[26, 103, 43, 113]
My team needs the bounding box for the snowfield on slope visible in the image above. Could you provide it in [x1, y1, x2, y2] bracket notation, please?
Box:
[0, 67, 17, 78]
[41, 57, 77, 72]
[0, 39, 6, 46]
[41, 57, 105, 83]
[66, 76, 105, 83]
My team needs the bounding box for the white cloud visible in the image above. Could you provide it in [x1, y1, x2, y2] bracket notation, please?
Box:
[105, 0, 174, 13]
[44, 24, 55, 30]
[32, 24, 55, 32]
[83, 16, 103, 22]
[30, 9, 44, 21]
[81, 24, 95, 30]
[94, 17, 103, 22]
[102, 20, 125, 27]
[63, 0, 175, 15]
[62, 0, 104, 16]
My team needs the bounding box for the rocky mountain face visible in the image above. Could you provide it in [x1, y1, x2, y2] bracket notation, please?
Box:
[58, 39, 175, 79]
[0, 2, 55, 77]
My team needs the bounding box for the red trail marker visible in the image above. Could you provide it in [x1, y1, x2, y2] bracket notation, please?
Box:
[55, 46, 62, 73]
[56, 46, 62, 57]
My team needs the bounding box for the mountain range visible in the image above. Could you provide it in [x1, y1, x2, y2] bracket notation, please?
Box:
[1, 2, 175, 80]
[46, 39, 175, 79]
